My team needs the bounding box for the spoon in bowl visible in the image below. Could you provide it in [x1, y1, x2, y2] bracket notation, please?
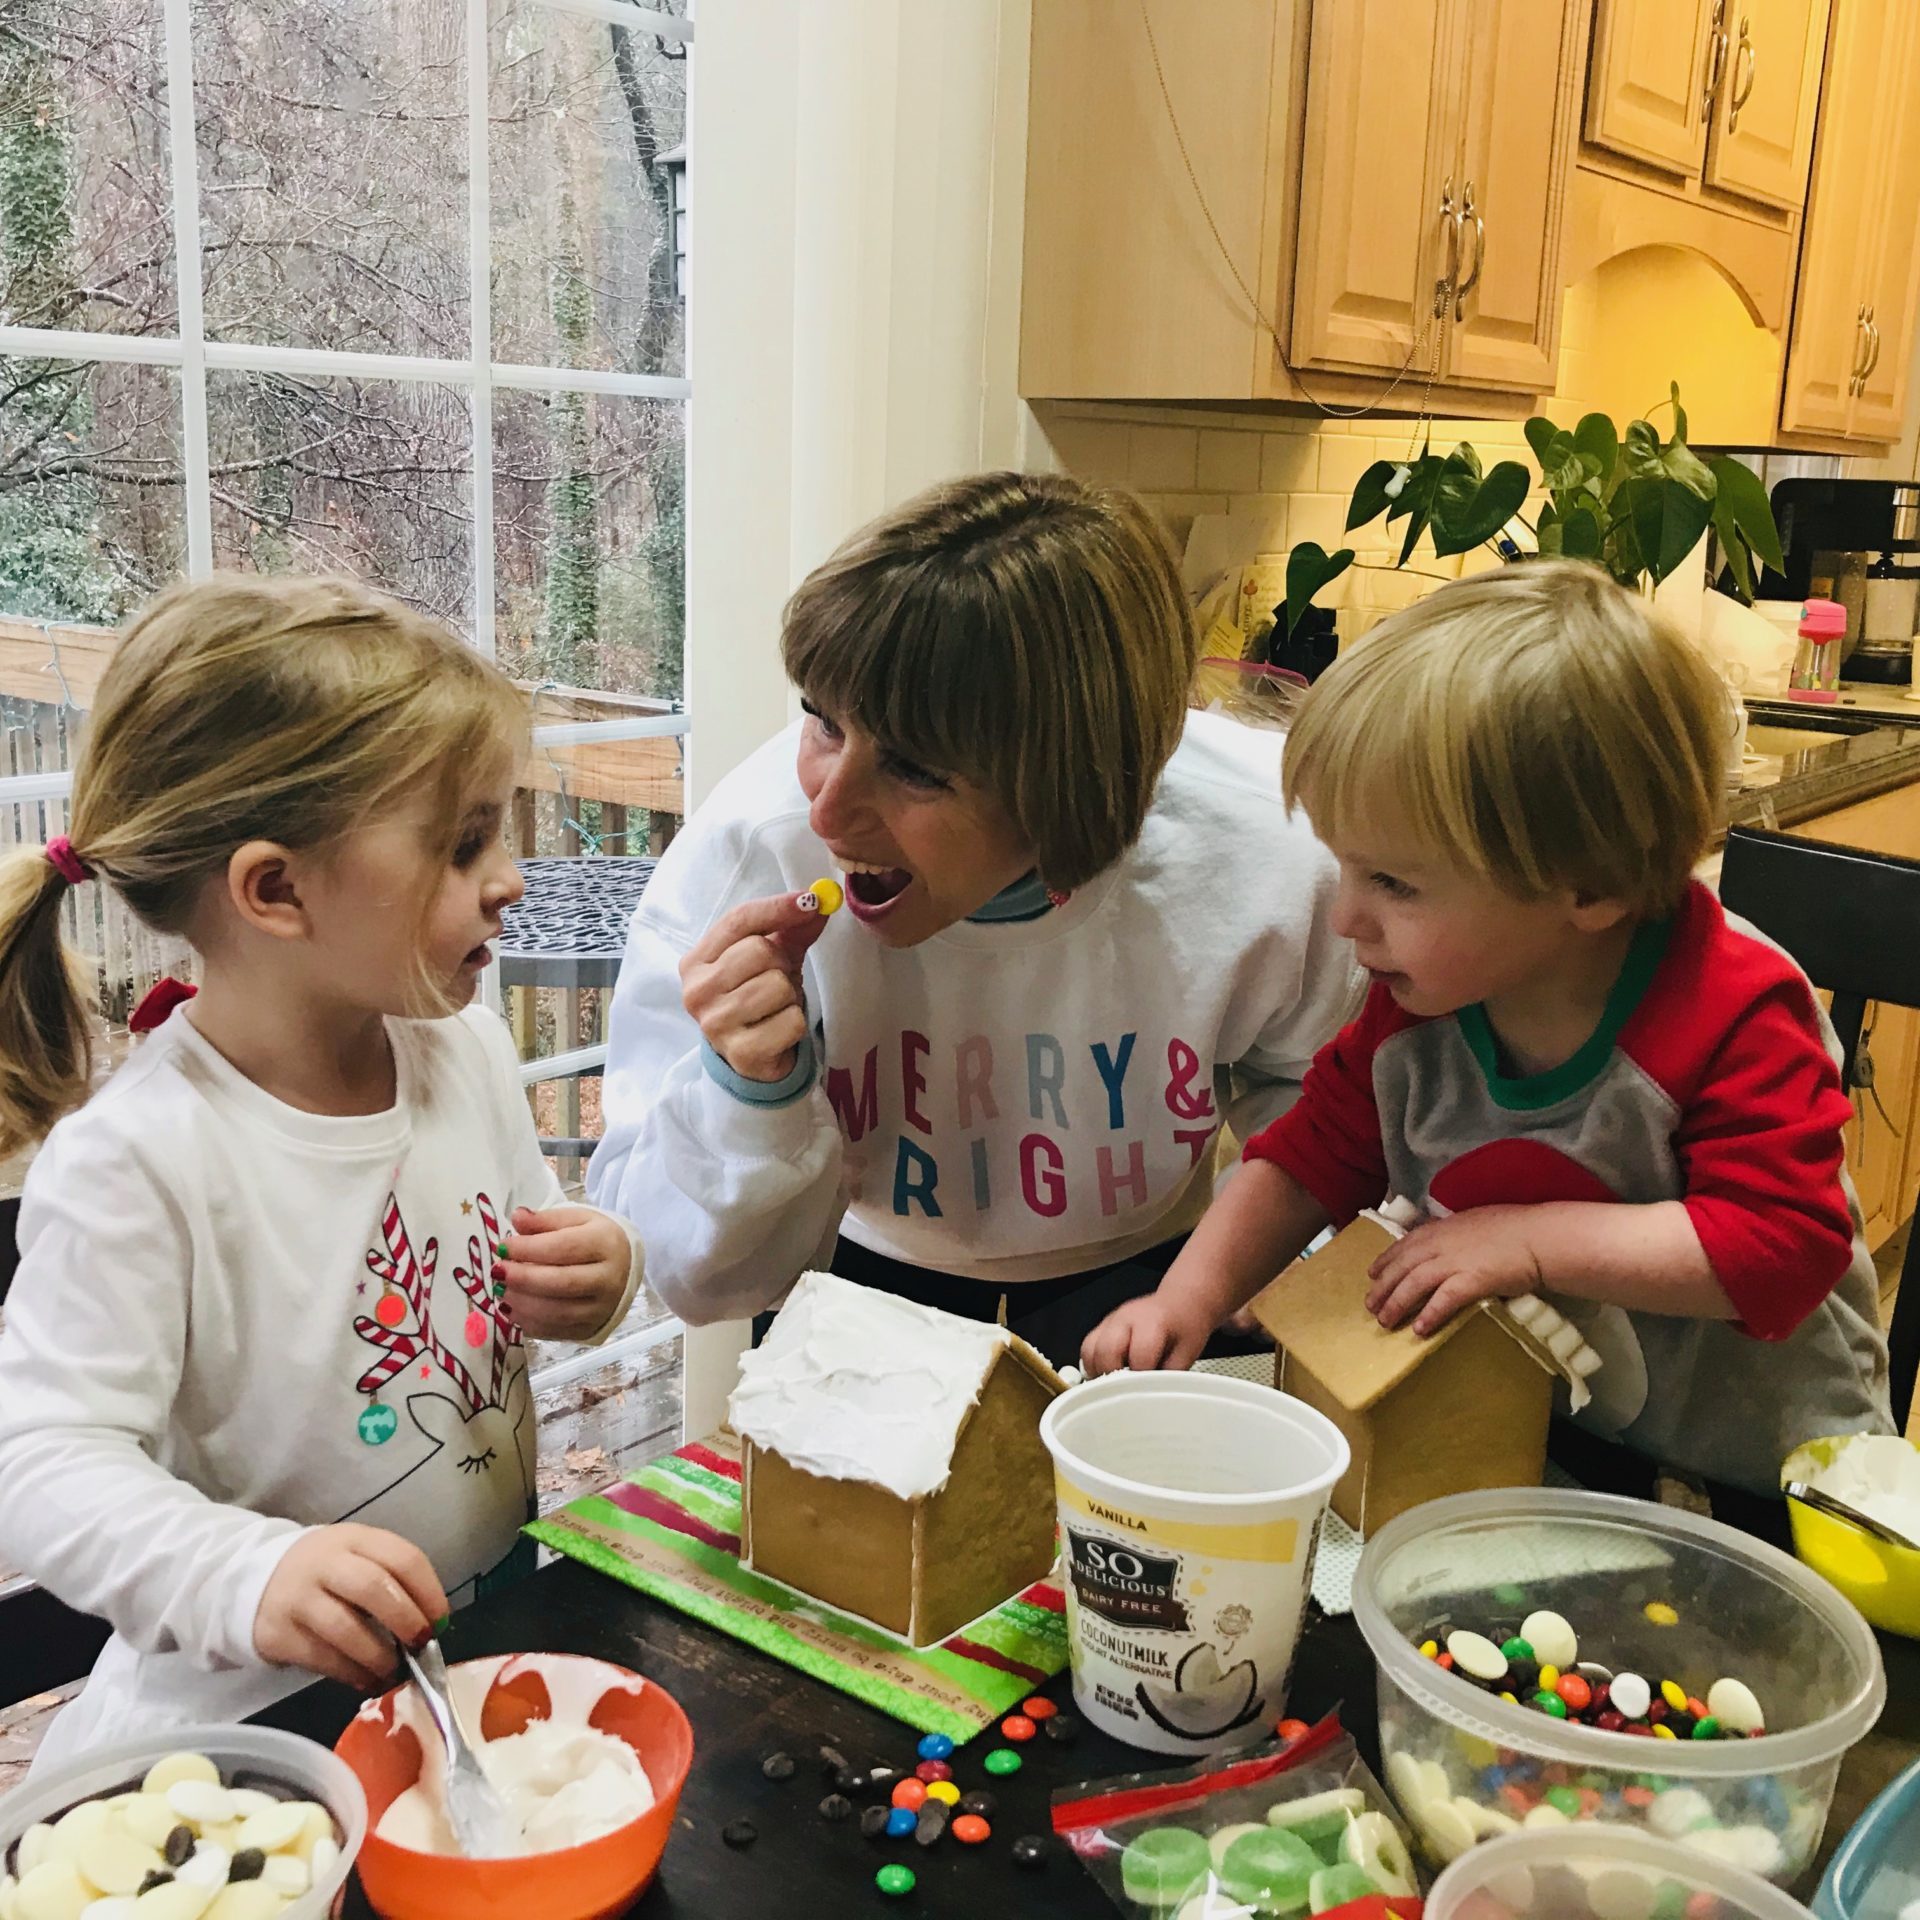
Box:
[1783, 1479, 1920, 1552]
[400, 1636, 524, 1858]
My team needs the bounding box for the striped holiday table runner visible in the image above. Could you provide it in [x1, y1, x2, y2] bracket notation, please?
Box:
[526, 1431, 1069, 1740]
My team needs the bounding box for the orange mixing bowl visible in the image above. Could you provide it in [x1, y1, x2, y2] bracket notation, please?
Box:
[334, 1653, 694, 1920]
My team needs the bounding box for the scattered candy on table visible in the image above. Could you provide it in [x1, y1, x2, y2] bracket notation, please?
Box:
[761, 1751, 797, 1781]
[913, 1758, 953, 1783]
[915, 1733, 954, 1762]
[890, 1779, 928, 1812]
[923, 1781, 960, 1808]
[884, 1807, 917, 1839]
[952, 1815, 991, 1845]
[723, 1818, 758, 1849]
[999, 1714, 1038, 1742]
[982, 1749, 1023, 1776]
[1011, 1835, 1050, 1870]
[874, 1863, 916, 1896]
[1021, 1697, 1057, 1721]
[1042, 1714, 1080, 1745]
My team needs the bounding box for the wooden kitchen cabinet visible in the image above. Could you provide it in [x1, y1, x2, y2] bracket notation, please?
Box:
[1585, 0, 1827, 213]
[1585, 0, 1717, 178]
[1780, 1, 1920, 443]
[1020, 0, 1582, 406]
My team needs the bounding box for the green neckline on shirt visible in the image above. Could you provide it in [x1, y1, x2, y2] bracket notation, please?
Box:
[1456, 914, 1672, 1111]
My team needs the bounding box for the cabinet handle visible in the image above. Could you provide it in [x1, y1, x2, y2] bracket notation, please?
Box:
[1728, 16, 1757, 131]
[1432, 177, 1459, 320]
[1702, 0, 1729, 117]
[1865, 305, 1882, 385]
[1850, 305, 1869, 397]
[1452, 181, 1485, 322]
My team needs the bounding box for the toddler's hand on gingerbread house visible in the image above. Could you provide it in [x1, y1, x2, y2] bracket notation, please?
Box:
[1080, 1291, 1214, 1377]
[494, 1204, 634, 1340]
[1364, 1205, 1543, 1338]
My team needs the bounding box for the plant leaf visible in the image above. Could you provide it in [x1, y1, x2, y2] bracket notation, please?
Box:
[1708, 454, 1784, 573]
[1559, 501, 1604, 561]
[1524, 416, 1560, 466]
[1346, 459, 1401, 532]
[1284, 541, 1354, 637]
[1431, 458, 1531, 557]
[1661, 437, 1716, 500]
[1619, 475, 1714, 584]
[1572, 413, 1618, 486]
[1622, 418, 1664, 479]
[1388, 457, 1444, 563]
[1539, 429, 1583, 494]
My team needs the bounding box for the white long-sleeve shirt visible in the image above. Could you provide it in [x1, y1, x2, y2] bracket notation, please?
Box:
[589, 711, 1362, 1323]
[0, 1003, 641, 1769]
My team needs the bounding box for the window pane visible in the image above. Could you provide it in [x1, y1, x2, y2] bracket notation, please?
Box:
[489, 2, 685, 378]
[0, 0, 174, 337]
[193, 0, 467, 355]
[0, 359, 182, 621]
[493, 390, 682, 698]
[207, 372, 471, 627]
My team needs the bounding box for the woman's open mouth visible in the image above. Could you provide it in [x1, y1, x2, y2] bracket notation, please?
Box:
[843, 863, 914, 923]
[463, 942, 495, 970]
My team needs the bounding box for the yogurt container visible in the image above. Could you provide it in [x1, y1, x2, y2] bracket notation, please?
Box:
[1040, 1370, 1348, 1755]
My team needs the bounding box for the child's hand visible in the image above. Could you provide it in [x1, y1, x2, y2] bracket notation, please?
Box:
[255, 1524, 449, 1691]
[1081, 1293, 1214, 1377]
[1364, 1206, 1543, 1337]
[680, 893, 830, 1083]
[495, 1205, 634, 1340]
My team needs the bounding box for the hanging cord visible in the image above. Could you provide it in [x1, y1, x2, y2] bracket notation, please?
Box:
[1135, 0, 1450, 425]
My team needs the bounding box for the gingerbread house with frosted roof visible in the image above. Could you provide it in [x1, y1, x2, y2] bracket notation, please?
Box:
[728, 1272, 1067, 1646]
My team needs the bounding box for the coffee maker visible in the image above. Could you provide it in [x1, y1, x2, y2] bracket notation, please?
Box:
[1761, 478, 1916, 687]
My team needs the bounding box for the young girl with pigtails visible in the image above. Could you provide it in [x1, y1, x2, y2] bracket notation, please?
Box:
[0, 575, 644, 1770]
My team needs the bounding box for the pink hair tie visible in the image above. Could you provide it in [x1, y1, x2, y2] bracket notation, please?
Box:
[44, 836, 91, 888]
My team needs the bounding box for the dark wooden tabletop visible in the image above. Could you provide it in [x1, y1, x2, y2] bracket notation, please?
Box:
[257, 1553, 1920, 1918]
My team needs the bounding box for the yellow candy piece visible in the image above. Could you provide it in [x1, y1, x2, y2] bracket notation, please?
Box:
[1538, 1665, 1560, 1690]
[1644, 1601, 1679, 1627]
[1652, 1722, 1678, 1739]
[1498, 1691, 1518, 1705]
[1660, 1679, 1688, 1712]
[1418, 1640, 1438, 1659]
[923, 1781, 961, 1807]
[802, 877, 843, 916]
[13, 1860, 89, 1920]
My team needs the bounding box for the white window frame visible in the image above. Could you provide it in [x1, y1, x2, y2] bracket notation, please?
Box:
[0, 0, 696, 1390]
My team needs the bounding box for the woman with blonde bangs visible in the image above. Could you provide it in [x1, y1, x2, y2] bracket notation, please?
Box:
[0, 575, 645, 1766]
[592, 470, 1362, 1360]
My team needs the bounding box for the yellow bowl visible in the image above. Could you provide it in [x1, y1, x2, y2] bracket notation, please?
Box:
[1782, 1433, 1920, 1639]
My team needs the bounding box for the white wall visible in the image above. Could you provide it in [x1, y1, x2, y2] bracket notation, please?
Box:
[679, 0, 1038, 1436]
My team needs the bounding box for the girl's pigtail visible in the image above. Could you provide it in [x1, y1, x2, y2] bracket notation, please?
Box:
[0, 844, 98, 1153]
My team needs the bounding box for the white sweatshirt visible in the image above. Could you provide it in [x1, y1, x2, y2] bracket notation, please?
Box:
[589, 711, 1362, 1322]
[0, 1004, 642, 1768]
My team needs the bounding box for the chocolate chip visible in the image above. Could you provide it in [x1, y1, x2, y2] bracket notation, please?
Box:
[860, 1805, 893, 1841]
[760, 1751, 797, 1781]
[723, 1818, 758, 1849]
[164, 1826, 196, 1868]
[228, 1849, 266, 1883]
[914, 1803, 948, 1847]
[959, 1791, 998, 1818]
[137, 1871, 175, 1897]
[819, 1793, 854, 1822]
[1012, 1835, 1050, 1869]
[818, 1744, 850, 1778]
[1042, 1714, 1080, 1745]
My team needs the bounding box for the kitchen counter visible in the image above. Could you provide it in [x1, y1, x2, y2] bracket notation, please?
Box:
[1728, 704, 1920, 839]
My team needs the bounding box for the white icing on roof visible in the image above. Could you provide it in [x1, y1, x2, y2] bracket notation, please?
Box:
[728, 1272, 1021, 1502]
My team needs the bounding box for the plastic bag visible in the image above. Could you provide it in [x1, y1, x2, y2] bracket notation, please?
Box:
[1052, 1715, 1424, 1919]
[1191, 656, 1306, 732]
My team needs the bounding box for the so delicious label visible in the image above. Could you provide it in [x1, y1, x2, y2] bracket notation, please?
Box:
[1057, 1484, 1320, 1753]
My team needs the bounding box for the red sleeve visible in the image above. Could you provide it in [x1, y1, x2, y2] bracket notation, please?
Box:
[1241, 984, 1410, 1223]
[1674, 977, 1857, 1341]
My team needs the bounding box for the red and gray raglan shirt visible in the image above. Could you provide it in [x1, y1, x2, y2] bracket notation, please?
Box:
[1245, 881, 1892, 1494]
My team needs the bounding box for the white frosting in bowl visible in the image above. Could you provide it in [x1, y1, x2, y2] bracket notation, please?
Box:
[375, 1653, 653, 1858]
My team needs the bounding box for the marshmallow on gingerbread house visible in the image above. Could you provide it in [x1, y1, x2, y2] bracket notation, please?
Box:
[729, 1272, 1068, 1646]
[1250, 1201, 1602, 1535]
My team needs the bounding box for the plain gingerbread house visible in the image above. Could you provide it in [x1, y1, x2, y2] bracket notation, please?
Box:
[729, 1273, 1067, 1646]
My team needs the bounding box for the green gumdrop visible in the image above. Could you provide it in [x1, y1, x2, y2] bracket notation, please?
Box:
[1500, 1636, 1534, 1662]
[875, 1863, 917, 1897]
[1692, 1716, 1722, 1740]
[1533, 1690, 1570, 1719]
[1120, 1828, 1213, 1908]
[1218, 1828, 1319, 1913]
[1309, 1863, 1378, 1913]
[1545, 1786, 1582, 1817]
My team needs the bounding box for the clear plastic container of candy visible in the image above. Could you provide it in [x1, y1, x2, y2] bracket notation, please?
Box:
[1354, 1489, 1885, 1885]
[1426, 1824, 1817, 1919]
[0, 1723, 367, 1919]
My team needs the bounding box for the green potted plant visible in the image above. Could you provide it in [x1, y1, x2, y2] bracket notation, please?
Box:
[1281, 385, 1784, 643]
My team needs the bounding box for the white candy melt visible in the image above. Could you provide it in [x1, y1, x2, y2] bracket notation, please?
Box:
[1707, 1676, 1765, 1734]
[728, 1271, 1028, 1501]
[1520, 1610, 1578, 1669]
[1610, 1672, 1652, 1720]
[164, 1783, 232, 1828]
